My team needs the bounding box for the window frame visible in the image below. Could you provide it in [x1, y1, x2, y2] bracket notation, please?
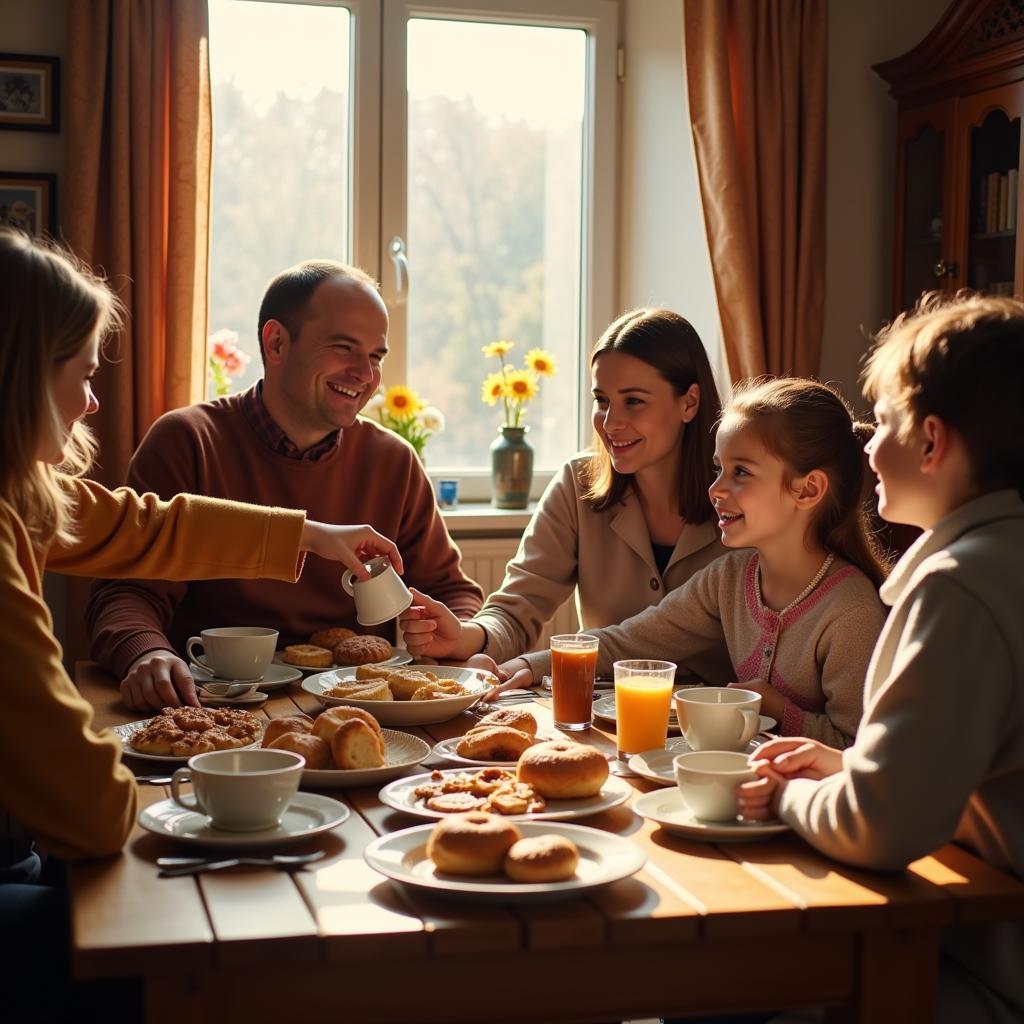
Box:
[371, 0, 619, 500]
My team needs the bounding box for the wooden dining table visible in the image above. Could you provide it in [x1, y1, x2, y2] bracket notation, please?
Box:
[71, 661, 1024, 1024]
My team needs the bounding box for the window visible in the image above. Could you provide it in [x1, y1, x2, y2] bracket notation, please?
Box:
[208, 0, 617, 496]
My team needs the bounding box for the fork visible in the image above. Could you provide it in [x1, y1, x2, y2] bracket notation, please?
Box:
[157, 850, 326, 877]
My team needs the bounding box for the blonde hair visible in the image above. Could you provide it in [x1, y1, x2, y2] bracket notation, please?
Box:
[863, 291, 1024, 496]
[723, 377, 889, 588]
[0, 228, 121, 547]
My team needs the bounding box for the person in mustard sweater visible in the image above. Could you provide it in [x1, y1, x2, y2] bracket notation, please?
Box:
[0, 227, 401, 1014]
[400, 308, 731, 686]
[739, 294, 1024, 1022]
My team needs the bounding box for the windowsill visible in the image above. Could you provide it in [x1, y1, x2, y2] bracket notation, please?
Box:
[440, 502, 537, 537]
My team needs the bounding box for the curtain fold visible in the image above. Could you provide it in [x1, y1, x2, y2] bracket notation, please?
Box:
[63, 0, 212, 487]
[684, 0, 827, 380]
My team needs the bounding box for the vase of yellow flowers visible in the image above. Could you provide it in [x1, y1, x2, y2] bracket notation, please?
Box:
[364, 385, 444, 464]
[481, 340, 557, 509]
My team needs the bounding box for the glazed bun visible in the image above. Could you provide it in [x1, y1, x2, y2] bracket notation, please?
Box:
[471, 707, 538, 737]
[268, 732, 332, 770]
[261, 715, 314, 748]
[426, 812, 521, 876]
[330, 719, 385, 769]
[516, 740, 608, 799]
[456, 725, 535, 762]
[312, 705, 383, 742]
[504, 834, 580, 882]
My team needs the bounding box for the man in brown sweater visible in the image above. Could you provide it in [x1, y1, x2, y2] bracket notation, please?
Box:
[87, 260, 482, 709]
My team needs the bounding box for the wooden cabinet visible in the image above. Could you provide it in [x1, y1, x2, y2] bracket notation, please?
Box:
[876, 0, 1024, 313]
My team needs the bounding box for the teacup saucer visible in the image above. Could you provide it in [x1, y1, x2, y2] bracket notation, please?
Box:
[189, 663, 301, 692]
[138, 792, 349, 848]
[197, 689, 269, 708]
[633, 788, 788, 842]
[628, 735, 764, 787]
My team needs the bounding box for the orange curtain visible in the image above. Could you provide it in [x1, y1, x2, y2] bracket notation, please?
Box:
[684, 0, 827, 379]
[63, 0, 212, 487]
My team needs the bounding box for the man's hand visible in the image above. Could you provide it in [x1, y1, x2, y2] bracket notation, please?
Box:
[121, 650, 198, 710]
[301, 521, 403, 580]
[399, 588, 482, 659]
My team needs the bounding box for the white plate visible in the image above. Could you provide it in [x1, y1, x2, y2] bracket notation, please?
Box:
[301, 666, 496, 726]
[628, 735, 764, 787]
[633, 788, 789, 842]
[301, 729, 431, 789]
[364, 820, 645, 902]
[593, 694, 777, 737]
[273, 648, 413, 674]
[189, 662, 301, 692]
[378, 767, 632, 822]
[138, 793, 349, 848]
[197, 690, 269, 709]
[114, 717, 263, 764]
[430, 732, 558, 768]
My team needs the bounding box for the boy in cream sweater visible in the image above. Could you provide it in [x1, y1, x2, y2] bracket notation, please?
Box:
[739, 293, 1024, 1023]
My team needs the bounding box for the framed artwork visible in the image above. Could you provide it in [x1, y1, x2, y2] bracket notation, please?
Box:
[0, 172, 57, 235]
[0, 53, 60, 131]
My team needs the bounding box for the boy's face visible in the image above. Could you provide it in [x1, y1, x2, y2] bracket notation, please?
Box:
[866, 394, 932, 528]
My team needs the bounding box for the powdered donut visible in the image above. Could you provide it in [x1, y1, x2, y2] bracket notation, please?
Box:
[426, 811, 521, 875]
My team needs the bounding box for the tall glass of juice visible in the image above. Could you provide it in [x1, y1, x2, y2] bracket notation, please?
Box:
[613, 660, 677, 762]
[550, 634, 599, 731]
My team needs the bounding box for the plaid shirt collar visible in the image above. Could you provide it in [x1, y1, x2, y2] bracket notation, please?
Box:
[240, 381, 341, 462]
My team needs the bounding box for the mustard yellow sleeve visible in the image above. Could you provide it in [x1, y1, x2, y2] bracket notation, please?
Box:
[47, 479, 307, 582]
[0, 509, 138, 859]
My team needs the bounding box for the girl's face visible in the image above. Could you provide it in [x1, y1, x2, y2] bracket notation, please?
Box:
[709, 420, 803, 549]
[591, 351, 697, 480]
[43, 331, 100, 463]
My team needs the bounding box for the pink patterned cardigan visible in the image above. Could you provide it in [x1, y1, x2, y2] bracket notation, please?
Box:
[565, 550, 886, 748]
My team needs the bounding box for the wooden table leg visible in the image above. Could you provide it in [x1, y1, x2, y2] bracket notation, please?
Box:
[826, 927, 940, 1024]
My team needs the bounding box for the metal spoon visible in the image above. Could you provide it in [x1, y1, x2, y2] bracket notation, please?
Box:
[157, 850, 326, 877]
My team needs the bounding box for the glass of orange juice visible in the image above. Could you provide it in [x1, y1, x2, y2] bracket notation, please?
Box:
[613, 660, 677, 768]
[550, 634, 599, 731]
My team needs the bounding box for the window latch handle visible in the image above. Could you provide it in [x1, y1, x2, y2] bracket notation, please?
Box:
[389, 236, 409, 305]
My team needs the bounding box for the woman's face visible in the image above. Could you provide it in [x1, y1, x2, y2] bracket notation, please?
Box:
[591, 351, 698, 479]
[43, 331, 100, 463]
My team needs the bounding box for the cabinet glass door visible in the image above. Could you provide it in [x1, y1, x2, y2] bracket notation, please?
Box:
[901, 122, 946, 311]
[966, 109, 1020, 295]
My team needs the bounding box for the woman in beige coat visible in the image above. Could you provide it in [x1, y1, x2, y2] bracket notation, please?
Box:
[401, 308, 729, 683]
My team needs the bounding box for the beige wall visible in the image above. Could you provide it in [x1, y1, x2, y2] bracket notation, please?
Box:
[0, 0, 66, 178]
[821, 0, 949, 410]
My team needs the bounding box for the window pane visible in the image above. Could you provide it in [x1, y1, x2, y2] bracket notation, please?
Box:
[405, 18, 586, 470]
[207, 0, 351, 398]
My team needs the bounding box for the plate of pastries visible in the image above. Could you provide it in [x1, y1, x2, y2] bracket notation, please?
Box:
[274, 627, 412, 673]
[431, 708, 556, 767]
[114, 707, 263, 762]
[260, 708, 430, 788]
[378, 739, 632, 821]
[363, 817, 645, 902]
[301, 664, 497, 726]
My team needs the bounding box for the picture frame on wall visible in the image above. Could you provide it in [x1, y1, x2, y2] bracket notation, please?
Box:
[0, 52, 60, 132]
[0, 172, 57, 236]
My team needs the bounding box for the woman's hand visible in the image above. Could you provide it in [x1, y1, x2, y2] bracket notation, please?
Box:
[399, 589, 484, 659]
[738, 737, 843, 821]
[728, 678, 785, 722]
[301, 521, 403, 580]
[482, 657, 535, 701]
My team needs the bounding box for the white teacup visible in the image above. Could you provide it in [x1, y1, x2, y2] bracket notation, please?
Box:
[674, 686, 762, 752]
[185, 626, 278, 681]
[170, 748, 304, 832]
[674, 750, 757, 822]
[341, 555, 413, 626]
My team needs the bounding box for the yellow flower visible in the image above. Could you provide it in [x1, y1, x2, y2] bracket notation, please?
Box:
[482, 339, 515, 359]
[481, 372, 506, 406]
[525, 347, 557, 376]
[384, 385, 423, 417]
[504, 370, 538, 403]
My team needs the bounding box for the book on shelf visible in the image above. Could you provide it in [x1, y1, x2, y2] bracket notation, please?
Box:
[987, 171, 1001, 233]
[1008, 168, 1019, 231]
[999, 175, 1009, 232]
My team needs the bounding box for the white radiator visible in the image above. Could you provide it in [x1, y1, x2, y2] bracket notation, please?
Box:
[457, 536, 580, 647]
